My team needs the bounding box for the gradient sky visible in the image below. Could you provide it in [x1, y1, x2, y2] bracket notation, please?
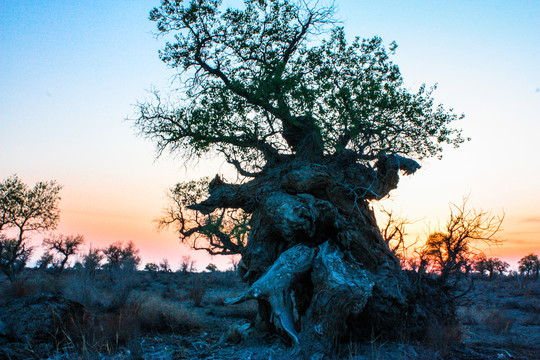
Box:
[1, 0, 539, 270]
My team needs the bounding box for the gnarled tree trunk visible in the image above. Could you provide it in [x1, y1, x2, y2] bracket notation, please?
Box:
[191, 153, 453, 357]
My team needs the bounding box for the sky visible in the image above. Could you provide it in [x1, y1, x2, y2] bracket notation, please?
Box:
[1, 0, 539, 270]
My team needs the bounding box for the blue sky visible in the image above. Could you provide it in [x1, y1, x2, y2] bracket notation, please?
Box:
[1, 0, 539, 269]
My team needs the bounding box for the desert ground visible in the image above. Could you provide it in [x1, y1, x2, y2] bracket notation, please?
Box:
[0, 268, 538, 360]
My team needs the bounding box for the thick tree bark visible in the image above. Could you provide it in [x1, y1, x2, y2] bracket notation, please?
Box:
[197, 152, 451, 357]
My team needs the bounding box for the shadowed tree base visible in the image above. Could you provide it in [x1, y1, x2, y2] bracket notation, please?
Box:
[193, 154, 455, 356]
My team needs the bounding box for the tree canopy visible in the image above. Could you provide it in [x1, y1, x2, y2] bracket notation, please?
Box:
[136, 0, 466, 176]
[0, 174, 62, 281]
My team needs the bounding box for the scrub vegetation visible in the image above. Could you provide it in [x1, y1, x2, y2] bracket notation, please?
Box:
[0, 261, 538, 359]
[1, 174, 539, 358]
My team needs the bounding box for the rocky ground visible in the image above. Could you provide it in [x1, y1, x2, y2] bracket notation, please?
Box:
[0, 269, 538, 359]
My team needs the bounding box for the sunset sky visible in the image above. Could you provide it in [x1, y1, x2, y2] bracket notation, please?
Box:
[1, 0, 539, 270]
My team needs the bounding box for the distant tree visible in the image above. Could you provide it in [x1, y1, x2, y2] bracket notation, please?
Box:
[102, 241, 141, 272]
[518, 253, 540, 278]
[179, 255, 196, 273]
[229, 255, 241, 272]
[473, 254, 488, 277]
[0, 175, 61, 281]
[420, 198, 503, 285]
[206, 263, 218, 272]
[43, 234, 84, 273]
[144, 262, 158, 272]
[81, 246, 104, 277]
[159, 258, 172, 272]
[36, 251, 54, 270]
[477, 256, 509, 280]
[491, 258, 509, 277]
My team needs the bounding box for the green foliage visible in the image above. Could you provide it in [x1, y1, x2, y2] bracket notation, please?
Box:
[0, 174, 61, 233]
[0, 174, 62, 281]
[206, 263, 218, 272]
[136, 0, 466, 169]
[169, 177, 210, 208]
[159, 178, 249, 255]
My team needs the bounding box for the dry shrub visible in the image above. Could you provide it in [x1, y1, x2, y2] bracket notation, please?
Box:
[138, 295, 202, 334]
[511, 278, 540, 297]
[62, 270, 139, 322]
[57, 300, 142, 356]
[503, 298, 540, 313]
[62, 273, 100, 308]
[4, 278, 38, 298]
[209, 294, 226, 306]
[188, 283, 207, 307]
[483, 311, 515, 334]
[521, 313, 540, 326]
[221, 325, 243, 345]
[206, 271, 240, 288]
[219, 323, 250, 345]
[424, 320, 462, 356]
[458, 306, 481, 325]
[0, 276, 63, 303]
[0, 293, 88, 358]
[160, 283, 182, 301]
[219, 301, 258, 320]
[54, 291, 199, 356]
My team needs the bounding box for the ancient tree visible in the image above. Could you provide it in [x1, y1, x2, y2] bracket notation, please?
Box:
[136, 0, 466, 354]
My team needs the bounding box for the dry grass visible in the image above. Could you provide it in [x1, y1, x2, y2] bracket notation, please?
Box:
[136, 294, 202, 333]
[457, 277, 540, 359]
[483, 311, 515, 334]
[1, 269, 539, 359]
[187, 282, 207, 307]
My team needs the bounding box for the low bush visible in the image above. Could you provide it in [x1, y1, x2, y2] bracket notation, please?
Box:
[3, 278, 38, 299]
[483, 311, 515, 334]
[219, 323, 250, 345]
[188, 283, 207, 307]
[137, 294, 202, 334]
[503, 298, 540, 313]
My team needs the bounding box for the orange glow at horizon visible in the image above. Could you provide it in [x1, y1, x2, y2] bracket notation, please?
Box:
[56, 199, 236, 272]
[47, 184, 540, 273]
[374, 204, 540, 270]
[2, 1, 538, 273]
